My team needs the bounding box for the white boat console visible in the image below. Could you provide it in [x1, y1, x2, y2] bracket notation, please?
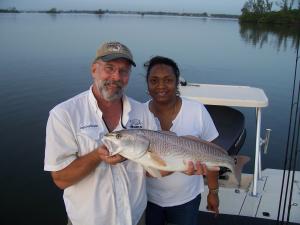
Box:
[179, 83, 269, 196]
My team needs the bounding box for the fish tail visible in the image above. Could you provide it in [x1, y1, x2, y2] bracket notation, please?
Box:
[232, 155, 250, 185]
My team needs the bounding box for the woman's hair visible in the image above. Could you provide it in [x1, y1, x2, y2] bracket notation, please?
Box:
[145, 56, 180, 86]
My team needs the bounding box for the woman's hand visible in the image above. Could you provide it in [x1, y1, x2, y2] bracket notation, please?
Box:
[183, 161, 207, 175]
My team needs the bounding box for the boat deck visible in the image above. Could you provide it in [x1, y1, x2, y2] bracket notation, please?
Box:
[199, 169, 300, 224]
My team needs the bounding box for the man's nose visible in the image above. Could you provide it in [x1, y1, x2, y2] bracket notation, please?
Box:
[111, 69, 122, 80]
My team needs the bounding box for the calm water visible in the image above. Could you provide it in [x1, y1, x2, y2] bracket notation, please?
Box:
[0, 13, 299, 224]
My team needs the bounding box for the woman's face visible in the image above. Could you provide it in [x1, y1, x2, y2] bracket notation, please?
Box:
[147, 64, 177, 103]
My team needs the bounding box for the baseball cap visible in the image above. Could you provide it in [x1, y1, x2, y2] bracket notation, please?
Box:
[94, 41, 136, 67]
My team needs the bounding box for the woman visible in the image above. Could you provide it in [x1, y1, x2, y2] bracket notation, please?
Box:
[145, 56, 220, 225]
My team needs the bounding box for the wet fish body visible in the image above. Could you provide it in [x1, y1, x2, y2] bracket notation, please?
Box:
[102, 129, 250, 184]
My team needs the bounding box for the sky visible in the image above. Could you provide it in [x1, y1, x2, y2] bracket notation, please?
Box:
[0, 0, 249, 15]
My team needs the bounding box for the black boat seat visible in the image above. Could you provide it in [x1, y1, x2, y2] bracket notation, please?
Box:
[205, 105, 246, 156]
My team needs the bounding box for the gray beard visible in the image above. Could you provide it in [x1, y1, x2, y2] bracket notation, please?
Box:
[96, 79, 125, 101]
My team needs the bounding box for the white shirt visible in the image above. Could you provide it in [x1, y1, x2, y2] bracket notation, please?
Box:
[44, 87, 156, 225]
[146, 97, 219, 207]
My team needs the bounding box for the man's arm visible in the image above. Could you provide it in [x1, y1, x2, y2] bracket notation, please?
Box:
[51, 145, 125, 189]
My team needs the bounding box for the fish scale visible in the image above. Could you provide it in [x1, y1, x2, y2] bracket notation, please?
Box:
[151, 133, 233, 164]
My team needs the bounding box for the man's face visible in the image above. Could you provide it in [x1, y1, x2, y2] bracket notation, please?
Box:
[92, 59, 131, 101]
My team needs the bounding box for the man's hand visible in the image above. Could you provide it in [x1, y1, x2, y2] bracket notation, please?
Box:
[97, 145, 126, 165]
[183, 161, 207, 176]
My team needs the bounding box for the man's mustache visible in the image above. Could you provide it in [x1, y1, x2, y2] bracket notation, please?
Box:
[103, 80, 123, 88]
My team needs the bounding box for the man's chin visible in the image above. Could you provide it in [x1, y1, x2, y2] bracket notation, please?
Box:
[102, 91, 123, 101]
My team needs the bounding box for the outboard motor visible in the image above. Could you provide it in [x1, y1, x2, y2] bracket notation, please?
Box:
[205, 105, 246, 176]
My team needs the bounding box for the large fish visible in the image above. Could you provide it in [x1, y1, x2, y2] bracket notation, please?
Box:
[102, 129, 250, 185]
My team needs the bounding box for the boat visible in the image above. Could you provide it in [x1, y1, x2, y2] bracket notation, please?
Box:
[176, 81, 300, 225]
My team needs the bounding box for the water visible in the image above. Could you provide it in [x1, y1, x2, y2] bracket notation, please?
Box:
[0, 13, 299, 224]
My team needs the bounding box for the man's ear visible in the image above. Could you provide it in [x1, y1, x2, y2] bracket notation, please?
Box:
[91, 63, 97, 79]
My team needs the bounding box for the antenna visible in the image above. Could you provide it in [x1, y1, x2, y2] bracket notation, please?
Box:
[277, 33, 300, 224]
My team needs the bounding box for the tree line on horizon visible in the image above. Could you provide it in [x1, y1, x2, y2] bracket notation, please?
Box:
[1, 1, 299, 24]
[240, 0, 300, 24]
[0, 7, 240, 18]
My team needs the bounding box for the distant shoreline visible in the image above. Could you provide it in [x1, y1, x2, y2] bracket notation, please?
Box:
[0, 8, 240, 19]
[239, 9, 300, 26]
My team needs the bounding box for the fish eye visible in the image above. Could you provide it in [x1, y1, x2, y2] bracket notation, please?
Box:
[116, 133, 122, 139]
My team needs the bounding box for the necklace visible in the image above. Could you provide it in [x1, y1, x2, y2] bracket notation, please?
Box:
[150, 97, 181, 130]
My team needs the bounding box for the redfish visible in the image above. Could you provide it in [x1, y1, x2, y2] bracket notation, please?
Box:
[102, 129, 250, 184]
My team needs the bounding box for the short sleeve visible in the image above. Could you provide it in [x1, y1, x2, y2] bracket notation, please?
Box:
[44, 109, 78, 171]
[199, 104, 219, 142]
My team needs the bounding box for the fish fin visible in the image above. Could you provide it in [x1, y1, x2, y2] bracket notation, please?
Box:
[232, 155, 251, 185]
[145, 167, 162, 178]
[148, 152, 167, 167]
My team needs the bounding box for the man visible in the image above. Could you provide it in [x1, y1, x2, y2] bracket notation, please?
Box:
[44, 41, 156, 225]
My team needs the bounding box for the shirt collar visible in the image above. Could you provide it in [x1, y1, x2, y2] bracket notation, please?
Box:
[122, 95, 131, 127]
